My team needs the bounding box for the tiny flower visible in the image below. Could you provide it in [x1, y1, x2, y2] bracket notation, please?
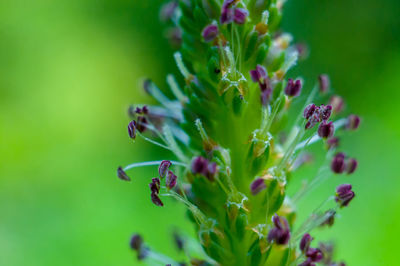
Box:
[335, 184, 355, 207]
[318, 121, 334, 139]
[159, 160, 172, 179]
[117, 166, 131, 181]
[303, 104, 318, 119]
[233, 8, 248, 24]
[318, 74, 330, 93]
[326, 137, 340, 149]
[130, 234, 143, 250]
[137, 116, 148, 133]
[331, 152, 346, 174]
[166, 170, 177, 189]
[284, 79, 302, 97]
[151, 192, 164, 207]
[191, 156, 209, 176]
[346, 158, 358, 174]
[128, 120, 137, 139]
[202, 24, 219, 42]
[300, 233, 313, 253]
[320, 104, 332, 121]
[250, 65, 268, 83]
[267, 214, 290, 245]
[346, 114, 361, 130]
[250, 178, 266, 195]
[329, 95, 344, 114]
[149, 177, 161, 194]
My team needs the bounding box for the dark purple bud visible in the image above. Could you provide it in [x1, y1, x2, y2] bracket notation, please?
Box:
[331, 152, 346, 174]
[250, 65, 267, 83]
[326, 137, 340, 150]
[160, 1, 178, 22]
[300, 233, 313, 253]
[306, 248, 323, 262]
[128, 120, 137, 139]
[329, 95, 344, 114]
[117, 166, 131, 181]
[335, 184, 355, 207]
[318, 74, 330, 93]
[159, 160, 172, 179]
[202, 24, 219, 42]
[284, 79, 302, 97]
[135, 107, 142, 114]
[346, 158, 358, 174]
[320, 104, 332, 121]
[130, 234, 143, 250]
[149, 178, 161, 194]
[305, 112, 321, 130]
[250, 178, 266, 195]
[303, 104, 317, 119]
[320, 210, 336, 227]
[268, 214, 290, 245]
[346, 114, 361, 130]
[142, 106, 149, 114]
[220, 6, 234, 24]
[260, 88, 272, 106]
[318, 121, 334, 139]
[191, 156, 209, 176]
[166, 170, 177, 189]
[137, 116, 148, 133]
[233, 8, 248, 24]
[151, 192, 164, 207]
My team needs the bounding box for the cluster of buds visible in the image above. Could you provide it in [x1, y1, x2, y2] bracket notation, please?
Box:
[117, 0, 362, 265]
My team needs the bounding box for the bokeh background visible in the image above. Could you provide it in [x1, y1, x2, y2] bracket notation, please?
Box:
[0, 0, 399, 265]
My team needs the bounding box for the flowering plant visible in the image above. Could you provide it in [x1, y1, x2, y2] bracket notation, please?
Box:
[118, 0, 361, 265]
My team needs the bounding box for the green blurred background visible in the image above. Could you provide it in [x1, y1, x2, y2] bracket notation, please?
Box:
[0, 0, 399, 265]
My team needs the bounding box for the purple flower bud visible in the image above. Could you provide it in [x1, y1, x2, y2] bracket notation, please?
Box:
[250, 178, 266, 195]
[160, 1, 178, 22]
[149, 178, 161, 194]
[306, 248, 323, 262]
[318, 121, 334, 139]
[300, 233, 313, 253]
[128, 120, 137, 139]
[250, 65, 267, 83]
[191, 156, 209, 175]
[305, 112, 321, 130]
[137, 116, 148, 133]
[326, 137, 340, 149]
[346, 114, 361, 130]
[320, 104, 332, 121]
[117, 167, 131, 181]
[331, 152, 346, 174]
[158, 160, 172, 179]
[220, 6, 234, 24]
[335, 184, 355, 207]
[130, 234, 143, 250]
[233, 8, 248, 24]
[166, 170, 177, 189]
[202, 24, 219, 42]
[329, 95, 344, 114]
[284, 79, 302, 97]
[151, 192, 164, 207]
[268, 214, 290, 245]
[303, 104, 317, 119]
[318, 74, 330, 93]
[320, 210, 336, 227]
[346, 158, 358, 174]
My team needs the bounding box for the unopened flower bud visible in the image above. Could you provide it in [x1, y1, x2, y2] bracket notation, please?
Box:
[331, 152, 346, 174]
[320, 210, 336, 227]
[346, 114, 360, 130]
[335, 184, 355, 207]
[300, 233, 313, 253]
[267, 214, 290, 245]
[233, 8, 248, 24]
[329, 95, 344, 114]
[220, 2, 234, 24]
[303, 104, 317, 119]
[318, 74, 330, 93]
[128, 120, 137, 139]
[166, 170, 177, 189]
[320, 104, 332, 121]
[151, 192, 164, 207]
[250, 65, 268, 83]
[117, 167, 131, 181]
[346, 158, 358, 174]
[149, 178, 161, 194]
[318, 121, 334, 139]
[305, 112, 321, 130]
[284, 79, 302, 97]
[158, 160, 172, 179]
[202, 24, 219, 42]
[130, 234, 143, 250]
[137, 116, 148, 133]
[250, 178, 266, 195]
[306, 248, 323, 262]
[191, 156, 209, 175]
